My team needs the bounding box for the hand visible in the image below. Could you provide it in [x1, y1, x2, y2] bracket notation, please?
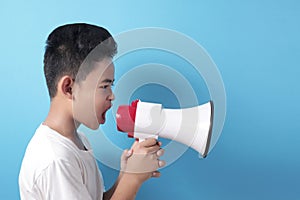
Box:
[120, 138, 165, 183]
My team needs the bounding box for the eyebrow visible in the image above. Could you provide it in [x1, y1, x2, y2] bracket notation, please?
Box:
[100, 79, 115, 83]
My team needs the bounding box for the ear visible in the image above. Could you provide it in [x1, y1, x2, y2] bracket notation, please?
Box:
[59, 76, 74, 99]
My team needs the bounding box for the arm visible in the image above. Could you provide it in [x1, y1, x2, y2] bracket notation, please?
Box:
[103, 139, 165, 200]
[103, 149, 132, 200]
[104, 173, 142, 200]
[32, 159, 93, 200]
[102, 170, 122, 200]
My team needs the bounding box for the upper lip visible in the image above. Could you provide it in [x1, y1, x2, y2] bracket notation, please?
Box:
[105, 104, 112, 113]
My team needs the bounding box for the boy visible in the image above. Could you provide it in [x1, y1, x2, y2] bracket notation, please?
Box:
[19, 23, 165, 200]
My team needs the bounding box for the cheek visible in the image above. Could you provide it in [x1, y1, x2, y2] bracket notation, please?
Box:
[73, 89, 95, 120]
[94, 93, 106, 111]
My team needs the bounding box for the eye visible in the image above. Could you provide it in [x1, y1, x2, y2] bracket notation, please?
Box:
[99, 85, 109, 89]
[99, 83, 114, 89]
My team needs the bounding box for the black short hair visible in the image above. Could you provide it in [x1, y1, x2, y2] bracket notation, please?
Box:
[43, 23, 117, 98]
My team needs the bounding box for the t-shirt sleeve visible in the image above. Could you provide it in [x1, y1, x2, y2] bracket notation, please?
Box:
[33, 158, 93, 200]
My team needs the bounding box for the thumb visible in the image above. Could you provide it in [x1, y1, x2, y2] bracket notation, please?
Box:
[121, 149, 133, 172]
[131, 140, 139, 149]
[121, 149, 133, 162]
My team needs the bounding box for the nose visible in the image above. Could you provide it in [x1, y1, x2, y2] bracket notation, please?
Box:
[108, 91, 115, 101]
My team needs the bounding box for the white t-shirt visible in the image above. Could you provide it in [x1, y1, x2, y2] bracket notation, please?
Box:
[19, 124, 104, 200]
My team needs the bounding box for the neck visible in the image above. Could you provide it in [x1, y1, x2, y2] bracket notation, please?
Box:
[43, 100, 87, 150]
[44, 98, 85, 150]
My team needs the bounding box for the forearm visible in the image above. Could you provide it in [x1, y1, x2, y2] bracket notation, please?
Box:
[103, 173, 122, 200]
[105, 139, 163, 199]
[106, 173, 142, 200]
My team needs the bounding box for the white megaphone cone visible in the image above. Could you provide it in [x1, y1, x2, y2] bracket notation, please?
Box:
[116, 99, 214, 158]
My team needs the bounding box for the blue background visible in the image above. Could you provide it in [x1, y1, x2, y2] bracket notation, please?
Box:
[1, 0, 299, 199]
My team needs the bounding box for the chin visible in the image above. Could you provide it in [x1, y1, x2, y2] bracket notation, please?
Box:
[82, 121, 100, 130]
[89, 124, 100, 130]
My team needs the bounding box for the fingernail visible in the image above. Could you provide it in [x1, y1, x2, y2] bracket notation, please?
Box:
[159, 160, 166, 167]
[127, 149, 132, 156]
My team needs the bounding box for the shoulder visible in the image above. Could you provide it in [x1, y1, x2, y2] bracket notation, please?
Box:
[19, 125, 82, 190]
[27, 124, 81, 162]
[20, 157, 93, 200]
[19, 125, 83, 182]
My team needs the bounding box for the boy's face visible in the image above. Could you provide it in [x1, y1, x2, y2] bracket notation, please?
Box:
[72, 57, 115, 130]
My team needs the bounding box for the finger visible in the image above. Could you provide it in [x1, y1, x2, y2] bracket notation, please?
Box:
[158, 160, 166, 168]
[156, 148, 164, 157]
[126, 149, 133, 157]
[140, 138, 159, 147]
[143, 145, 161, 154]
[121, 149, 128, 160]
[152, 171, 161, 178]
[130, 140, 139, 149]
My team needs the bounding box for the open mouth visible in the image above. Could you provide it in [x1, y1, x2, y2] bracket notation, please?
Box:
[101, 105, 112, 123]
[102, 111, 107, 121]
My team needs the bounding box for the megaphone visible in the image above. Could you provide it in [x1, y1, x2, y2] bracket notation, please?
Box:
[116, 100, 214, 158]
